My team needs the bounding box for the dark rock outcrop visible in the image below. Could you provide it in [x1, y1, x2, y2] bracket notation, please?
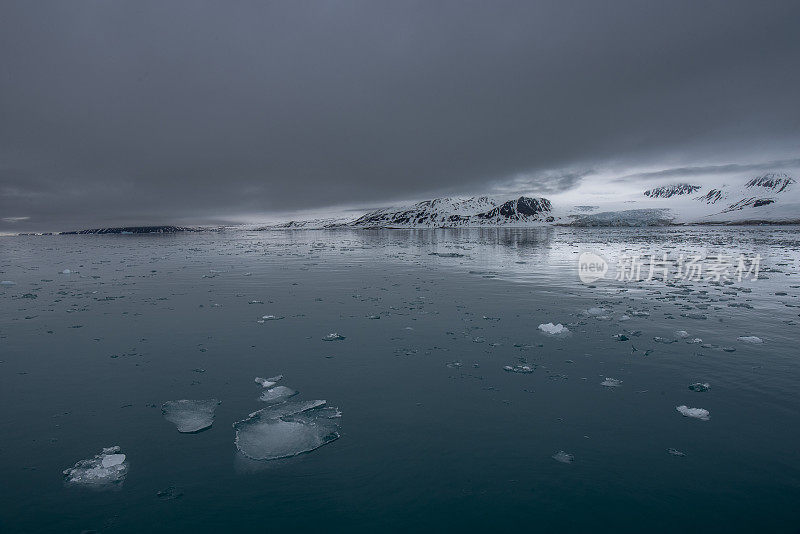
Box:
[643, 184, 701, 198]
[61, 225, 197, 235]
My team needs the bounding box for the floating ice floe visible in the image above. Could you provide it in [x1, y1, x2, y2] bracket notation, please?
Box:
[688, 382, 710, 392]
[503, 364, 535, 374]
[552, 450, 574, 464]
[600, 377, 622, 387]
[234, 399, 341, 461]
[737, 336, 763, 344]
[255, 375, 283, 388]
[63, 446, 128, 487]
[259, 385, 298, 404]
[259, 314, 284, 321]
[322, 332, 346, 341]
[586, 307, 606, 316]
[0, 280, 16, 286]
[676, 405, 710, 420]
[161, 399, 221, 433]
[538, 323, 569, 335]
[676, 330, 690, 338]
[60, 269, 72, 274]
[667, 448, 686, 457]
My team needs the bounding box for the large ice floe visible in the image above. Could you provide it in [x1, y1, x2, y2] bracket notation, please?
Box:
[161, 399, 221, 433]
[234, 375, 341, 461]
[63, 446, 128, 487]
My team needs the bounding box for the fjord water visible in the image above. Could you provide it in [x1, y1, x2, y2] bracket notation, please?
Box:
[1, 227, 799, 533]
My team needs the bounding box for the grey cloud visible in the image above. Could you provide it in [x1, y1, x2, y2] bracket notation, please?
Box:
[612, 158, 800, 184]
[1, 0, 799, 231]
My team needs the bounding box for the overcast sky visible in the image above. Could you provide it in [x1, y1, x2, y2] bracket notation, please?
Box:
[1, 0, 799, 231]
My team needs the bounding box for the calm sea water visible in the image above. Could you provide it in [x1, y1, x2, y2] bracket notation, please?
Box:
[1, 227, 799, 533]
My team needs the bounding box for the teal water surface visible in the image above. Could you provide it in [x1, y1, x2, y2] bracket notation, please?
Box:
[1, 227, 799, 533]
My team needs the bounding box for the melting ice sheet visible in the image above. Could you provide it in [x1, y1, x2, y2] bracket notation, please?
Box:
[234, 399, 341, 461]
[63, 446, 128, 487]
[162, 399, 221, 433]
[258, 385, 298, 404]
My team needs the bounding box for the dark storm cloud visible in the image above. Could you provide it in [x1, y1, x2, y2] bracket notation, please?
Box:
[1, 0, 799, 231]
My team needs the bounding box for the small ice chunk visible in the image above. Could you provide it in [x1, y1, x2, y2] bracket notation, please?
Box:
[503, 364, 535, 374]
[255, 375, 283, 388]
[600, 377, 621, 387]
[0, 280, 16, 286]
[667, 448, 686, 457]
[322, 332, 345, 341]
[552, 450, 574, 464]
[538, 323, 568, 335]
[676, 405, 710, 420]
[688, 382, 710, 392]
[63, 446, 128, 487]
[737, 336, 763, 344]
[161, 399, 220, 433]
[586, 307, 606, 316]
[60, 269, 72, 274]
[259, 385, 298, 404]
[676, 330, 689, 338]
[260, 315, 284, 321]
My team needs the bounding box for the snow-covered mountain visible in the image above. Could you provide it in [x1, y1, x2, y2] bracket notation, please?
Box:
[561, 172, 799, 226]
[349, 196, 554, 228]
[691, 172, 795, 213]
[252, 172, 798, 229]
[60, 225, 199, 234]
